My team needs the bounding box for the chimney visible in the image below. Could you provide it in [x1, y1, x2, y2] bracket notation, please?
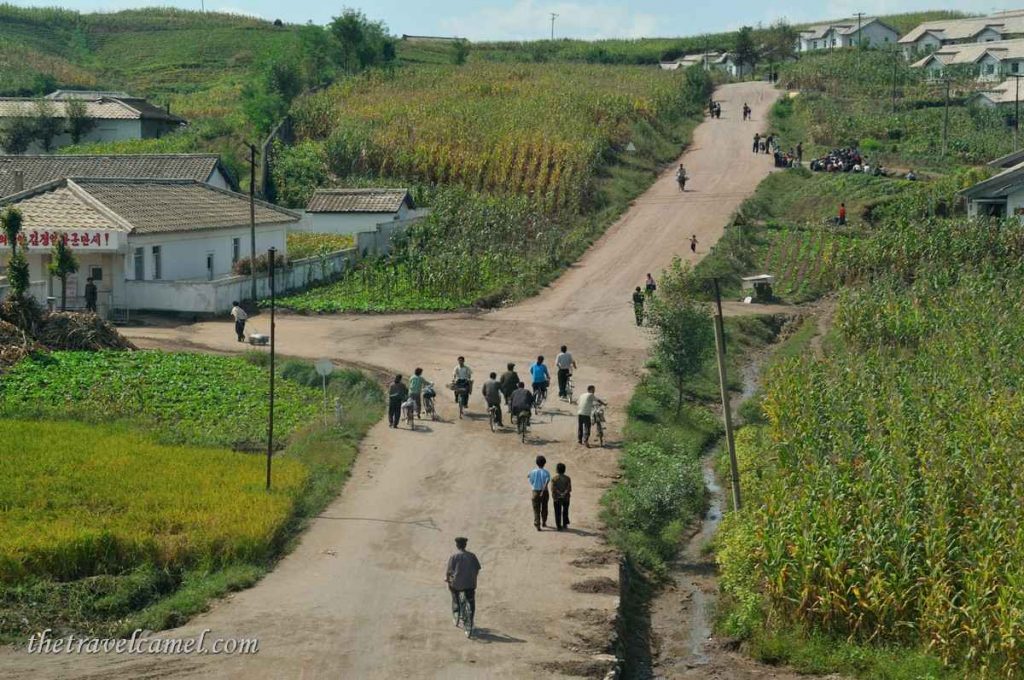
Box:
[13, 170, 24, 193]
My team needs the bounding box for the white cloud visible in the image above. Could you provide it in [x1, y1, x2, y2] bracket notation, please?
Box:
[439, 0, 659, 41]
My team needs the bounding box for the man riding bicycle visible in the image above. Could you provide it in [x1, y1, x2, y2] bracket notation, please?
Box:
[499, 362, 520, 411]
[529, 356, 550, 404]
[555, 345, 577, 400]
[509, 382, 534, 423]
[452, 356, 473, 408]
[446, 537, 482, 632]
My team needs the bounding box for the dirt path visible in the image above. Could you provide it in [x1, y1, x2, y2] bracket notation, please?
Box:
[3, 82, 781, 680]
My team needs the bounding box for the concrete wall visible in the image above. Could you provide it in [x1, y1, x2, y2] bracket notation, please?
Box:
[355, 217, 420, 257]
[127, 224, 288, 281]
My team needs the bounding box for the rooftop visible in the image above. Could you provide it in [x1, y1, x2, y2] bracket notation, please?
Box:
[911, 38, 1024, 66]
[0, 154, 227, 199]
[961, 160, 1024, 199]
[900, 11, 1024, 44]
[307, 188, 414, 214]
[799, 17, 890, 39]
[0, 96, 183, 123]
[1, 178, 299, 236]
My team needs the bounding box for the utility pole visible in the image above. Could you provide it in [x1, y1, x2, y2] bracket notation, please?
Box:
[854, 12, 865, 48]
[891, 47, 899, 113]
[942, 78, 951, 156]
[246, 143, 258, 302]
[550, 12, 558, 40]
[266, 247, 277, 491]
[704, 35, 709, 71]
[712, 279, 742, 511]
[1009, 74, 1024, 151]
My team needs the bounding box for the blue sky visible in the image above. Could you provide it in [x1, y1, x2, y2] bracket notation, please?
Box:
[7, 0, 1021, 40]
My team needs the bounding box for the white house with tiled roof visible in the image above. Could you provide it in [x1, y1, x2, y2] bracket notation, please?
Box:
[297, 187, 416, 235]
[911, 38, 1024, 81]
[0, 91, 184, 154]
[0, 178, 297, 316]
[797, 17, 899, 53]
[900, 10, 1024, 57]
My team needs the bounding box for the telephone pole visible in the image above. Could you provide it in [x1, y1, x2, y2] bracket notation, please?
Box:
[550, 12, 558, 40]
[854, 12, 865, 47]
[891, 47, 899, 113]
[1009, 74, 1024, 151]
[246, 143, 258, 302]
[942, 78, 951, 156]
[712, 279, 742, 511]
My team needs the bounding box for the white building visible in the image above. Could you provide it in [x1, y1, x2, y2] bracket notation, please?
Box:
[0, 178, 298, 316]
[911, 39, 1024, 81]
[297, 188, 415, 235]
[967, 79, 1022, 107]
[711, 53, 752, 78]
[0, 92, 184, 154]
[659, 52, 723, 71]
[961, 160, 1024, 219]
[0, 153, 233, 199]
[900, 10, 1024, 57]
[797, 18, 899, 53]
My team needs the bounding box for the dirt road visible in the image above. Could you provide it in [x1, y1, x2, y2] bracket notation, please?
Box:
[3, 82, 779, 680]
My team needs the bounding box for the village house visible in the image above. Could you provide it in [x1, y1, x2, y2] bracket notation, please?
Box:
[899, 10, 1024, 58]
[961, 159, 1024, 219]
[657, 52, 751, 77]
[0, 91, 184, 154]
[0, 178, 297, 317]
[796, 18, 899, 53]
[911, 39, 1024, 81]
[297, 188, 415, 235]
[0, 153, 234, 199]
[967, 79, 1022, 107]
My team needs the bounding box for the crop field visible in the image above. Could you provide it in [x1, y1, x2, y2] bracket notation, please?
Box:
[0, 420, 307, 583]
[287, 232, 355, 261]
[290, 63, 694, 213]
[0, 351, 319, 449]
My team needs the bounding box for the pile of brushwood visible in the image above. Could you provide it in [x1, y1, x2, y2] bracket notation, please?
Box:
[0, 296, 134, 367]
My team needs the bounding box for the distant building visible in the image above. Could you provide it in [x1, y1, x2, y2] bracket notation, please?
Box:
[900, 10, 1024, 57]
[911, 39, 1024, 81]
[0, 91, 184, 154]
[298, 188, 416, 235]
[966, 79, 1021, 107]
[797, 18, 899, 53]
[961, 159, 1024, 219]
[0, 154, 234, 199]
[659, 52, 750, 77]
[401, 35, 460, 43]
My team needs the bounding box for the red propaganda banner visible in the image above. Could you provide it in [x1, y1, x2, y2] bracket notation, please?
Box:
[0, 230, 119, 251]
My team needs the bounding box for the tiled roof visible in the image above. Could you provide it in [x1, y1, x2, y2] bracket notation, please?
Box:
[961, 159, 1024, 199]
[800, 18, 890, 39]
[45, 90, 133, 100]
[0, 97, 183, 123]
[307, 188, 413, 213]
[911, 38, 1024, 66]
[900, 12, 1024, 44]
[0, 154, 225, 199]
[1, 179, 299, 236]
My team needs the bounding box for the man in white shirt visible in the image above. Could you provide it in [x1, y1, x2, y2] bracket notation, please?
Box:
[555, 345, 577, 400]
[452, 356, 473, 406]
[229, 301, 248, 343]
[576, 385, 606, 447]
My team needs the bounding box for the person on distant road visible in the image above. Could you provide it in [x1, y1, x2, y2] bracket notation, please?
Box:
[388, 374, 409, 428]
[690, 234, 698, 254]
[632, 286, 646, 327]
[555, 345, 577, 400]
[85, 277, 98, 314]
[753, 132, 760, 153]
[645, 273, 657, 297]
[528, 455, 551, 531]
[452, 356, 473, 407]
[482, 372, 503, 426]
[510, 382, 535, 422]
[577, 385, 606, 447]
[551, 463, 572, 531]
[446, 537, 482, 626]
[229, 301, 248, 343]
[408, 367, 431, 418]
[499, 362, 520, 410]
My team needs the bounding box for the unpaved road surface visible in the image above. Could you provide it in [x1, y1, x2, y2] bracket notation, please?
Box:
[3, 82, 780, 680]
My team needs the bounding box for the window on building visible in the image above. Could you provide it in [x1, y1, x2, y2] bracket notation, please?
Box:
[813, 40, 818, 49]
[152, 245, 162, 280]
[232, 237, 241, 264]
[133, 247, 144, 280]
[90, 266, 102, 282]
[206, 252, 214, 281]
[1013, 62, 1021, 74]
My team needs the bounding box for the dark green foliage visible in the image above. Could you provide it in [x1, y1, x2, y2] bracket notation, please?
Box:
[0, 117, 36, 154]
[47, 236, 79, 311]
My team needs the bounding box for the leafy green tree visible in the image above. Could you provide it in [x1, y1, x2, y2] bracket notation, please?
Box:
[451, 39, 470, 66]
[66, 98, 96, 145]
[2, 208, 29, 297]
[647, 258, 715, 412]
[0, 117, 36, 154]
[298, 23, 336, 87]
[47, 235, 78, 311]
[329, 10, 395, 72]
[32, 99, 64, 152]
[762, 20, 797, 67]
[242, 54, 304, 135]
[734, 26, 758, 72]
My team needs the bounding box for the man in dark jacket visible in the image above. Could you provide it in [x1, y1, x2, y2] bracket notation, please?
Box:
[499, 363, 520, 410]
[482, 372, 503, 426]
[388, 375, 408, 428]
[446, 536, 482, 633]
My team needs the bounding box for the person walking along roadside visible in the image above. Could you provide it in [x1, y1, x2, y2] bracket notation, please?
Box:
[409, 367, 430, 418]
[388, 375, 408, 428]
[632, 286, 645, 327]
[551, 463, 572, 531]
[528, 455, 551, 531]
[230, 301, 248, 342]
[446, 537, 481, 628]
[576, 385, 606, 447]
[555, 345, 576, 400]
[690, 234, 698, 254]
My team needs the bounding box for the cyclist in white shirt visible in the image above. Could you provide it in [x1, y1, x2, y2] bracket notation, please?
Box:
[452, 356, 473, 407]
[555, 345, 577, 400]
[576, 385, 606, 447]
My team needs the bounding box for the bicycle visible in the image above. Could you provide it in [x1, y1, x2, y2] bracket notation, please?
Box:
[592, 403, 607, 447]
[565, 374, 575, 403]
[515, 410, 531, 443]
[452, 380, 470, 419]
[404, 401, 416, 430]
[533, 385, 547, 414]
[488, 403, 501, 432]
[423, 388, 437, 421]
[454, 590, 474, 638]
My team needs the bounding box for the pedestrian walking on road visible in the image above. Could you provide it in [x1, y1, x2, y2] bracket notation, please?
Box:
[388, 375, 409, 428]
[645, 273, 657, 297]
[577, 385, 606, 447]
[409, 367, 430, 417]
[555, 345, 577, 400]
[552, 463, 572, 531]
[753, 132, 760, 153]
[528, 455, 551, 531]
[482, 372, 503, 426]
[230, 301, 248, 342]
[632, 286, 646, 327]
[690, 234, 698, 254]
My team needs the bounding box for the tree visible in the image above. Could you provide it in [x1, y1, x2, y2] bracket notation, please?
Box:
[66, 98, 96, 145]
[451, 39, 470, 66]
[762, 20, 797, 67]
[328, 10, 395, 72]
[32, 100, 64, 152]
[734, 26, 759, 72]
[2, 208, 29, 298]
[647, 258, 715, 413]
[0, 117, 36, 154]
[298, 23, 336, 87]
[47, 235, 78, 311]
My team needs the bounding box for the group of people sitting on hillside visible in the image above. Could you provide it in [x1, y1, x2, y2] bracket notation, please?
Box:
[808, 146, 886, 177]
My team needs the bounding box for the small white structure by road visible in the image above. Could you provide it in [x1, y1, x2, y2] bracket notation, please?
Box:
[0, 178, 297, 317]
[961, 159, 1024, 219]
[297, 188, 415, 235]
[797, 18, 899, 53]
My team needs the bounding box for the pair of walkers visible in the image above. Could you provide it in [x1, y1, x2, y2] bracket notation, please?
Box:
[387, 369, 435, 427]
[527, 456, 573, 531]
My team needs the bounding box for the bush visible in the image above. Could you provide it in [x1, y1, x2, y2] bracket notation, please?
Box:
[233, 251, 289, 276]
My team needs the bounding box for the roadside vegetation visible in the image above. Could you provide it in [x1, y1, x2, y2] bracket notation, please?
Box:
[0, 350, 383, 642]
[286, 232, 355, 260]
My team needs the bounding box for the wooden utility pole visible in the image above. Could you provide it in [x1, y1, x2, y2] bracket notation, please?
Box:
[266, 247, 276, 491]
[854, 12, 865, 47]
[549, 12, 558, 40]
[891, 48, 899, 113]
[942, 79, 951, 156]
[247, 143, 258, 302]
[712, 279, 742, 511]
[1009, 74, 1024, 151]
